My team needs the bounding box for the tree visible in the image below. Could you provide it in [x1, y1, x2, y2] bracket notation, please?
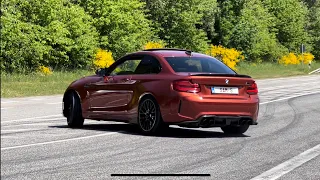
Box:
[216, 0, 285, 61]
[75, 0, 154, 59]
[228, 0, 285, 62]
[143, 0, 217, 52]
[263, 0, 310, 53]
[308, 1, 320, 60]
[0, 0, 99, 72]
[302, 0, 318, 8]
[216, 0, 245, 46]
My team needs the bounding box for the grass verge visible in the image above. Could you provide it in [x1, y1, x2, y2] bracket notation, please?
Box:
[1, 62, 319, 98]
[237, 62, 320, 79]
[1, 70, 93, 98]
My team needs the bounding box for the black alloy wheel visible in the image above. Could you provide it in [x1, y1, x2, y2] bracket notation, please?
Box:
[138, 97, 166, 134]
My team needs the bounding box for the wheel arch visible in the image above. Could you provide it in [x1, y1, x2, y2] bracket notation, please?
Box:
[137, 92, 164, 119]
[138, 92, 159, 105]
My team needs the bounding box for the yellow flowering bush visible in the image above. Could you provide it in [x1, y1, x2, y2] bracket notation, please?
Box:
[278, 53, 299, 65]
[279, 52, 314, 65]
[297, 53, 315, 64]
[38, 66, 52, 76]
[206, 45, 244, 70]
[93, 49, 115, 69]
[144, 41, 165, 49]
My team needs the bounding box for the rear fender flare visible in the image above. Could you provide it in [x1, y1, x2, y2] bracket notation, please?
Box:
[138, 92, 158, 105]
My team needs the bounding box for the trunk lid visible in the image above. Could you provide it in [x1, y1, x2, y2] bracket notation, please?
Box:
[187, 73, 254, 99]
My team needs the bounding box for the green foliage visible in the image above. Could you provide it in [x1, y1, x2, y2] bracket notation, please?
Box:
[228, 0, 285, 62]
[217, 0, 245, 46]
[75, 0, 154, 59]
[1, 0, 320, 73]
[143, 0, 218, 52]
[308, 1, 320, 60]
[1, 0, 99, 72]
[263, 0, 310, 52]
[302, 0, 317, 8]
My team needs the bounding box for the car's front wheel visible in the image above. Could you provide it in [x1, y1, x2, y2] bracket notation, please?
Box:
[138, 97, 166, 134]
[66, 92, 84, 128]
[221, 125, 249, 134]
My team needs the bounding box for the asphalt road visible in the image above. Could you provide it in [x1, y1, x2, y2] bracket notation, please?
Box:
[1, 75, 320, 180]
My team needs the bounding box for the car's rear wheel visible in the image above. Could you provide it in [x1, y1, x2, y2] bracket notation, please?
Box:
[221, 125, 249, 134]
[67, 92, 84, 128]
[138, 97, 166, 134]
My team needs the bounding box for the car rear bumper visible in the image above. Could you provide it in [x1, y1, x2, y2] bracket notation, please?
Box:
[176, 115, 257, 128]
[161, 93, 259, 124]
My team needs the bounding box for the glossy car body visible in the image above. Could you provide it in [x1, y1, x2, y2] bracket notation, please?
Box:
[63, 49, 259, 133]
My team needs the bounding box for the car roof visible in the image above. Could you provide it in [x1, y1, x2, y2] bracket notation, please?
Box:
[139, 48, 209, 58]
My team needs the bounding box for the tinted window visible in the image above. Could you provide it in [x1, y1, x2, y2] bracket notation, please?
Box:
[109, 55, 161, 75]
[134, 55, 161, 74]
[110, 59, 141, 75]
[165, 57, 236, 74]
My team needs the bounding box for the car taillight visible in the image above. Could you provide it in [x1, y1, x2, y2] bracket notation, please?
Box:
[247, 82, 258, 95]
[173, 80, 200, 93]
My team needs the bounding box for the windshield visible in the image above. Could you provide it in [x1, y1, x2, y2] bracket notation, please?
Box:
[165, 56, 236, 74]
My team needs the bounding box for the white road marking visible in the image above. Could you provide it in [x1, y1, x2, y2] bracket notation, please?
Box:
[46, 102, 62, 105]
[256, 75, 319, 82]
[1, 118, 64, 126]
[250, 144, 320, 180]
[1, 101, 19, 104]
[1, 114, 62, 123]
[1, 129, 39, 133]
[258, 82, 319, 91]
[1, 132, 119, 151]
[260, 92, 320, 105]
[2, 122, 61, 127]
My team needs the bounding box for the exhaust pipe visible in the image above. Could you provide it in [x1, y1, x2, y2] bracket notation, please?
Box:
[200, 118, 210, 127]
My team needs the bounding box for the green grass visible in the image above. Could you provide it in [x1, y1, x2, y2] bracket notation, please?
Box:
[237, 62, 320, 79]
[1, 70, 93, 98]
[1, 62, 320, 98]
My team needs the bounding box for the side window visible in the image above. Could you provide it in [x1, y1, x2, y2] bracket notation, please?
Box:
[108, 55, 161, 76]
[134, 55, 161, 74]
[110, 59, 141, 75]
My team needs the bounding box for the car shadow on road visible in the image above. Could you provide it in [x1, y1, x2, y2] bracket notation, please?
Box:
[49, 123, 250, 138]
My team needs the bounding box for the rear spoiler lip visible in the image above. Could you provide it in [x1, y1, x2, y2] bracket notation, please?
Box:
[189, 73, 252, 78]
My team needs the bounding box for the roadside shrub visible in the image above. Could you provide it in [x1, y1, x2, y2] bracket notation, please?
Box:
[279, 52, 315, 65]
[297, 53, 315, 64]
[206, 45, 244, 70]
[278, 53, 299, 65]
[144, 41, 165, 49]
[78, 0, 154, 59]
[93, 49, 115, 69]
[38, 66, 53, 76]
[0, 0, 99, 73]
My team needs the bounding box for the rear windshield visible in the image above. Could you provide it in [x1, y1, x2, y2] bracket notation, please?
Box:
[165, 57, 236, 74]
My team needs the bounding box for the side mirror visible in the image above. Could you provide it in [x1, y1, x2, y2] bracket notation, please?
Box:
[95, 68, 108, 76]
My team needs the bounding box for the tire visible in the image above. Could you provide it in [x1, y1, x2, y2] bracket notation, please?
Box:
[221, 125, 249, 134]
[138, 97, 166, 134]
[66, 92, 84, 128]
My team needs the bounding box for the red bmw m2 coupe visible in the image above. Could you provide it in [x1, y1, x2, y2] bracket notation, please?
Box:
[63, 49, 259, 134]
